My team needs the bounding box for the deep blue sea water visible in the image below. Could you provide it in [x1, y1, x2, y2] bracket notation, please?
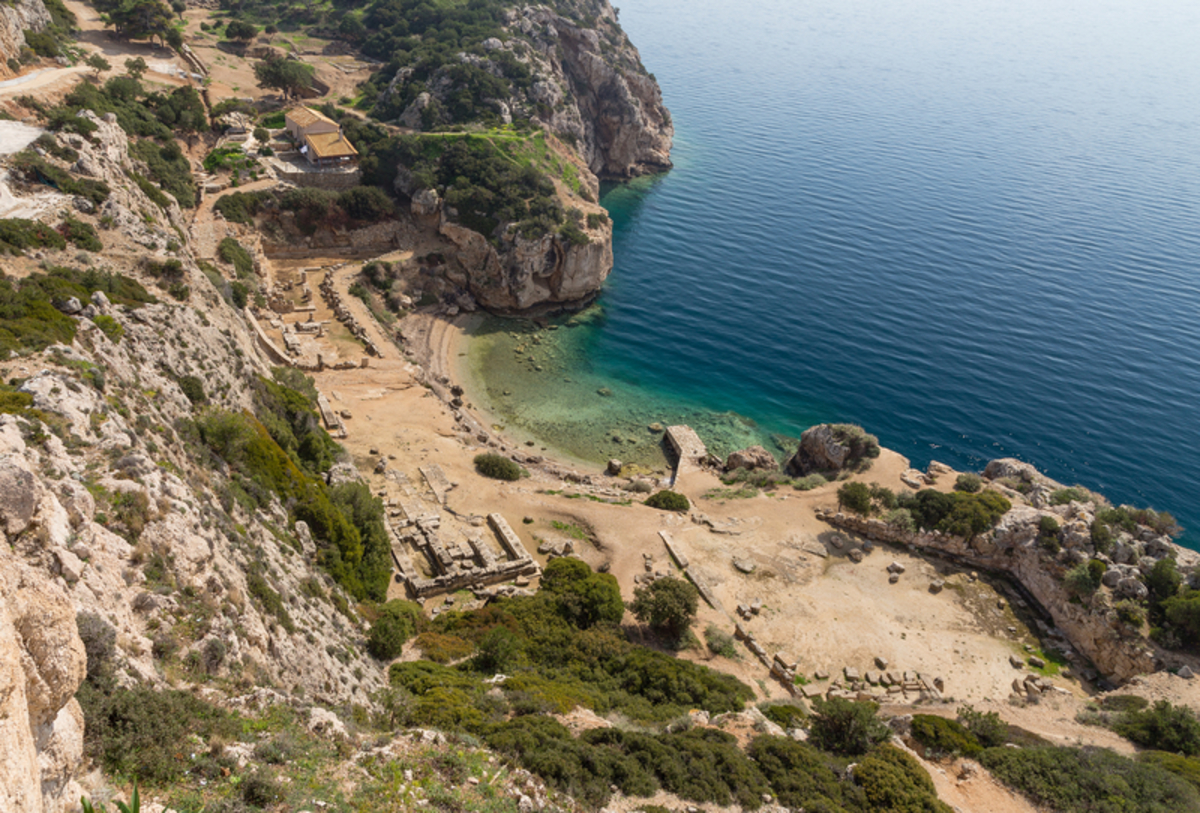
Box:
[468, 0, 1200, 547]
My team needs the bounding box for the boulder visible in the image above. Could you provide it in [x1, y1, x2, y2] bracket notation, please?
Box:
[724, 445, 778, 472]
[785, 425, 846, 475]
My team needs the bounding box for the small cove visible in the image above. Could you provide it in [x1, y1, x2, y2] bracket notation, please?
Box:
[465, 0, 1200, 547]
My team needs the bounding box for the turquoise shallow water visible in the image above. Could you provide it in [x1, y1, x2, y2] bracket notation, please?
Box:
[467, 0, 1200, 547]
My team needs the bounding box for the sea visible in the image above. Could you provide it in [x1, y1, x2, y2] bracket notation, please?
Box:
[465, 0, 1200, 548]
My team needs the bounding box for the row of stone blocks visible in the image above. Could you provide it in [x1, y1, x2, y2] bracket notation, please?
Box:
[318, 272, 382, 358]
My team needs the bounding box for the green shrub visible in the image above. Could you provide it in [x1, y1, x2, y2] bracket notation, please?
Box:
[705, 624, 739, 659]
[644, 490, 689, 512]
[414, 632, 474, 663]
[60, 216, 102, 251]
[540, 557, 625, 629]
[218, 237, 254, 277]
[1116, 600, 1147, 628]
[77, 612, 117, 685]
[979, 745, 1200, 812]
[474, 452, 523, 481]
[808, 697, 890, 756]
[0, 217, 67, 254]
[911, 714, 982, 757]
[1064, 560, 1104, 598]
[899, 488, 1011, 539]
[630, 577, 699, 638]
[793, 473, 828, 491]
[76, 683, 240, 785]
[1051, 486, 1093, 505]
[1113, 700, 1200, 756]
[761, 702, 807, 730]
[954, 473, 983, 493]
[92, 314, 123, 343]
[1139, 751, 1200, 793]
[958, 703, 1009, 748]
[367, 599, 422, 659]
[177, 375, 205, 405]
[748, 735, 848, 810]
[885, 507, 916, 533]
[854, 745, 953, 813]
[837, 481, 872, 515]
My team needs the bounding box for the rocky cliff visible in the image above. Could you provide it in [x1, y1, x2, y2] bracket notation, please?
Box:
[0, 0, 51, 78]
[383, 1, 673, 180]
[818, 458, 1200, 683]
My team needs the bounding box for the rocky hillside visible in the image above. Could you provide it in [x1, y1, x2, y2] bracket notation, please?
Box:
[0, 0, 52, 77]
[370, 0, 672, 180]
[1, 112, 389, 810]
[341, 0, 672, 313]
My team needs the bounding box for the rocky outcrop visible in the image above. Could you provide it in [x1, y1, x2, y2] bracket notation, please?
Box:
[439, 215, 613, 313]
[786, 423, 881, 476]
[546, 5, 673, 179]
[725, 445, 779, 472]
[1, 534, 87, 812]
[0, 0, 51, 79]
[787, 425, 847, 475]
[383, 2, 672, 180]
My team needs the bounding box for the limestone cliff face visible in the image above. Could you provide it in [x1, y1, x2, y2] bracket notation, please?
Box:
[0, 546, 87, 813]
[438, 206, 613, 313]
[0, 0, 52, 79]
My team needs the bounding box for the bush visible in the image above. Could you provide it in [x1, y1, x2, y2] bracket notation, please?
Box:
[954, 473, 982, 493]
[474, 452, 522, 481]
[0, 217, 66, 254]
[979, 745, 1200, 812]
[1116, 599, 1147, 628]
[1064, 560, 1104, 598]
[338, 185, 395, 220]
[705, 625, 739, 659]
[60, 216, 102, 251]
[854, 745, 953, 813]
[1139, 751, 1200, 794]
[760, 702, 807, 730]
[76, 612, 117, 684]
[644, 490, 690, 512]
[217, 237, 254, 278]
[808, 697, 890, 756]
[748, 735, 848, 810]
[1051, 486, 1093, 505]
[911, 714, 982, 757]
[76, 683, 240, 784]
[368, 599, 422, 659]
[837, 481, 872, 515]
[178, 375, 206, 405]
[414, 632, 473, 663]
[540, 557, 625, 629]
[92, 314, 123, 343]
[1113, 700, 1200, 756]
[958, 703, 1008, 748]
[629, 577, 699, 638]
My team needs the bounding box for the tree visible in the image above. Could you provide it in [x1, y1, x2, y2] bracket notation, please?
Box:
[541, 557, 624, 629]
[367, 600, 421, 660]
[254, 56, 315, 101]
[629, 577, 699, 639]
[103, 0, 174, 45]
[124, 56, 147, 80]
[808, 697, 890, 756]
[86, 53, 111, 79]
[225, 20, 257, 41]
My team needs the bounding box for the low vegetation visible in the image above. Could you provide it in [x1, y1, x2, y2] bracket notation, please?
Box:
[644, 490, 690, 512]
[0, 267, 154, 357]
[473, 452, 524, 481]
[214, 186, 396, 232]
